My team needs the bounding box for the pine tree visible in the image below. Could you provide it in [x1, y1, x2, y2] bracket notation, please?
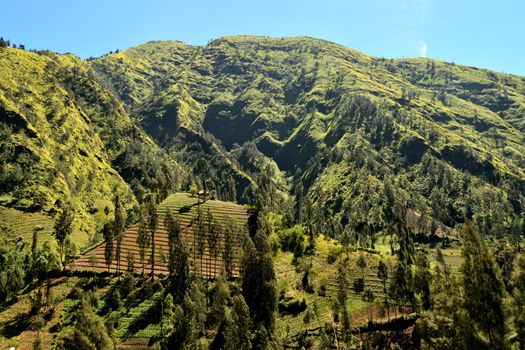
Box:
[207, 209, 221, 277]
[224, 294, 252, 350]
[227, 175, 237, 202]
[103, 222, 114, 273]
[197, 157, 210, 202]
[414, 250, 431, 310]
[254, 165, 275, 214]
[31, 227, 41, 262]
[294, 182, 304, 224]
[195, 205, 206, 276]
[242, 214, 277, 337]
[377, 259, 390, 320]
[147, 198, 158, 278]
[223, 220, 237, 278]
[210, 270, 230, 326]
[113, 195, 125, 275]
[136, 213, 150, 275]
[513, 254, 525, 350]
[461, 222, 507, 349]
[335, 258, 354, 346]
[53, 206, 74, 262]
[357, 254, 367, 280]
[165, 208, 181, 276]
[56, 295, 115, 349]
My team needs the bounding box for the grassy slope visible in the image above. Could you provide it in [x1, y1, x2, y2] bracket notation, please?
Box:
[93, 35, 525, 236]
[0, 47, 184, 250]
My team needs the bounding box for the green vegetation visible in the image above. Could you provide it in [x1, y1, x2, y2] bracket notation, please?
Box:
[1, 35, 525, 349]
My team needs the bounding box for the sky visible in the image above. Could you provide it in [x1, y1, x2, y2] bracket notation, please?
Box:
[1, 0, 524, 75]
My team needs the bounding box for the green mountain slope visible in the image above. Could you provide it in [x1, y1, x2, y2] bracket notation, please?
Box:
[0, 47, 183, 248]
[93, 35, 525, 238]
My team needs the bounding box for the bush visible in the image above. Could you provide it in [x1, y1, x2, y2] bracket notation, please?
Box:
[353, 278, 365, 294]
[279, 225, 306, 258]
[278, 297, 307, 315]
[105, 288, 122, 311]
[327, 245, 343, 264]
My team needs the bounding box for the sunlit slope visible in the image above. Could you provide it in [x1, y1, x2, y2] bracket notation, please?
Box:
[95, 36, 525, 236]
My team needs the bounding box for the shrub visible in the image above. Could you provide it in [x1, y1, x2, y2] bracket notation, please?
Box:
[279, 225, 306, 258]
[278, 297, 307, 315]
[106, 288, 122, 311]
[353, 278, 365, 294]
[327, 245, 343, 264]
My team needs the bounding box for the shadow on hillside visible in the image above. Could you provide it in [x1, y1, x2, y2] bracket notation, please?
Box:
[124, 299, 161, 338]
[178, 202, 200, 214]
[0, 311, 33, 338]
[123, 278, 160, 310]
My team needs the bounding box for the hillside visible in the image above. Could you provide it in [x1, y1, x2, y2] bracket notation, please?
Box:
[0, 47, 184, 249]
[93, 36, 525, 239]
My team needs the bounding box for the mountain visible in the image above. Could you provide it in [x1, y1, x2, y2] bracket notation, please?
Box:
[92, 36, 525, 239]
[1, 35, 524, 251]
[1, 34, 525, 350]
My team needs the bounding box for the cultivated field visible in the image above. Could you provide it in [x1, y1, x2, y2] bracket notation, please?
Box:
[69, 193, 251, 278]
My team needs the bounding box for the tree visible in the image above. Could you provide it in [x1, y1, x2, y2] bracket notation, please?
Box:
[294, 182, 304, 224]
[164, 210, 190, 302]
[31, 227, 42, 262]
[197, 157, 210, 202]
[0, 240, 27, 304]
[254, 164, 276, 214]
[513, 254, 525, 350]
[103, 222, 114, 273]
[390, 260, 413, 315]
[195, 205, 207, 276]
[362, 288, 375, 323]
[147, 198, 158, 278]
[53, 206, 74, 262]
[414, 250, 431, 310]
[189, 182, 198, 198]
[377, 260, 390, 319]
[223, 220, 238, 278]
[336, 258, 353, 346]
[224, 294, 252, 350]
[357, 254, 367, 280]
[161, 293, 175, 338]
[113, 195, 126, 275]
[242, 219, 277, 336]
[207, 209, 221, 277]
[32, 331, 43, 350]
[210, 270, 230, 326]
[417, 223, 509, 349]
[56, 294, 115, 350]
[227, 175, 237, 202]
[165, 209, 181, 276]
[126, 251, 135, 272]
[136, 213, 150, 275]
[169, 237, 190, 304]
[461, 222, 508, 349]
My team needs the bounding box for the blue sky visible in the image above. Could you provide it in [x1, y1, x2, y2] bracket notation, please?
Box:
[1, 0, 524, 75]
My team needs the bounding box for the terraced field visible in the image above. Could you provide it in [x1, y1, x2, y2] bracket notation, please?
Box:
[69, 193, 251, 278]
[0, 207, 54, 245]
[274, 237, 404, 335]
